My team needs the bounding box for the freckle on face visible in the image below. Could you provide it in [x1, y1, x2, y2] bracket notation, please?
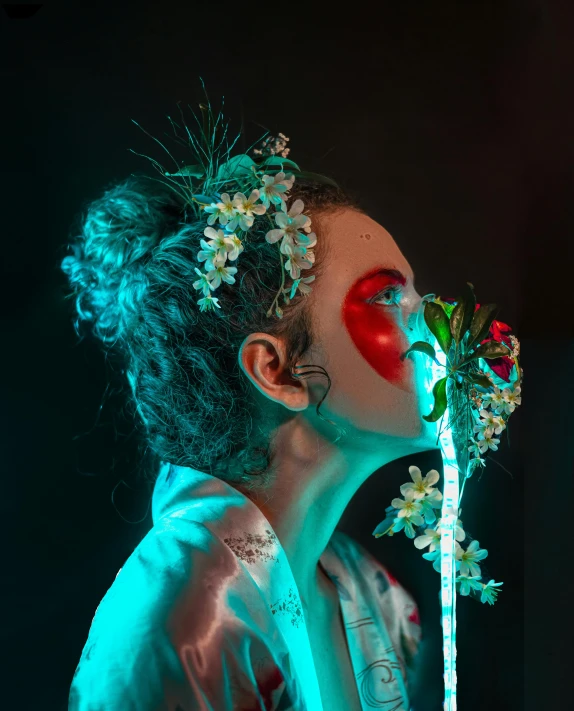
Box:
[342, 271, 412, 390]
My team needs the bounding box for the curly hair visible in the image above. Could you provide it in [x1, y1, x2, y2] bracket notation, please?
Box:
[61, 174, 361, 491]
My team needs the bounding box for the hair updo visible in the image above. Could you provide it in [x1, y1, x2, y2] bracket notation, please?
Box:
[61, 174, 360, 489]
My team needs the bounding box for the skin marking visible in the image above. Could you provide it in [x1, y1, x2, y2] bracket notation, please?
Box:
[342, 268, 412, 389]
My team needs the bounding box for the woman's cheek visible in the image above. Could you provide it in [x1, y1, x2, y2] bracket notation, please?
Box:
[342, 291, 412, 390]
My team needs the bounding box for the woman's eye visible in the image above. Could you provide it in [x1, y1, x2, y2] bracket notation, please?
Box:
[374, 285, 403, 306]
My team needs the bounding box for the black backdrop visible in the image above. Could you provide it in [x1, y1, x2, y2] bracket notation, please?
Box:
[1, 2, 572, 709]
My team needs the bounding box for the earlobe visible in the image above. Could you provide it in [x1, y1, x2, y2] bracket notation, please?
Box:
[238, 334, 310, 412]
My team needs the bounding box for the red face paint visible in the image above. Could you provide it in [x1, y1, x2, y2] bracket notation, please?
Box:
[342, 268, 412, 389]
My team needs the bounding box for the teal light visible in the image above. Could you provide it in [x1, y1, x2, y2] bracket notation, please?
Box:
[415, 296, 461, 711]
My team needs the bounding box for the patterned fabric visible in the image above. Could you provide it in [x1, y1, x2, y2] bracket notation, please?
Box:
[68, 463, 422, 711]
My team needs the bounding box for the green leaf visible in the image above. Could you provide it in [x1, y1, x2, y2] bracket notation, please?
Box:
[467, 303, 498, 350]
[465, 372, 494, 389]
[290, 170, 339, 188]
[459, 339, 511, 367]
[259, 156, 301, 171]
[424, 301, 453, 356]
[422, 376, 448, 422]
[450, 282, 476, 344]
[216, 154, 256, 182]
[400, 341, 440, 364]
[165, 164, 204, 178]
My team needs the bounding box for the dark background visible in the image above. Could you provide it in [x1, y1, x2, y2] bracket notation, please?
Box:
[1, 1, 572, 709]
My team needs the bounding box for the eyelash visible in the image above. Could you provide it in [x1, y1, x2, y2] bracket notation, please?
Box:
[373, 284, 403, 307]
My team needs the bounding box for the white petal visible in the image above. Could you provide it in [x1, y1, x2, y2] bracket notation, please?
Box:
[409, 465, 422, 483]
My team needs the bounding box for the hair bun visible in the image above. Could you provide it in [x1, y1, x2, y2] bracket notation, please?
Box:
[61, 176, 184, 343]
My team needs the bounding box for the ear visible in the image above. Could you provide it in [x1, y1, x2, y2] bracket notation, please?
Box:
[238, 333, 310, 412]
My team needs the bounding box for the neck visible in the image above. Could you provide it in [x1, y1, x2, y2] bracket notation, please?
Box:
[243, 415, 416, 607]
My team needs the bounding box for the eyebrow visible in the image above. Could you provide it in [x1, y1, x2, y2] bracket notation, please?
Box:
[357, 267, 411, 286]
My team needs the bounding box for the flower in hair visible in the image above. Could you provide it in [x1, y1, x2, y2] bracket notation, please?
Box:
[197, 293, 221, 312]
[259, 172, 295, 209]
[193, 267, 215, 296]
[232, 190, 267, 230]
[476, 431, 500, 453]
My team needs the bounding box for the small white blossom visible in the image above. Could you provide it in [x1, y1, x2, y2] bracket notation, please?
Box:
[232, 189, 267, 231]
[480, 579, 503, 605]
[435, 516, 466, 542]
[455, 539, 488, 578]
[284, 245, 315, 280]
[456, 575, 484, 596]
[390, 490, 424, 539]
[483, 385, 507, 414]
[197, 238, 224, 271]
[477, 430, 500, 453]
[400, 466, 440, 500]
[192, 267, 215, 296]
[474, 408, 506, 436]
[289, 275, 315, 299]
[509, 335, 520, 358]
[216, 193, 239, 226]
[203, 202, 225, 226]
[501, 385, 521, 414]
[197, 294, 221, 312]
[418, 489, 443, 524]
[259, 172, 295, 209]
[414, 527, 441, 552]
[468, 439, 482, 457]
[205, 262, 238, 289]
[265, 199, 313, 251]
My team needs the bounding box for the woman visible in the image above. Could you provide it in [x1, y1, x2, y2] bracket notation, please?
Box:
[62, 157, 437, 710]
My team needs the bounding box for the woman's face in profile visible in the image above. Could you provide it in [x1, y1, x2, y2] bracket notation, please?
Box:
[308, 208, 435, 446]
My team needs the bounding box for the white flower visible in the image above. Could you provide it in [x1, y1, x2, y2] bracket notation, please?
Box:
[265, 199, 313, 251]
[418, 488, 443, 524]
[414, 527, 441, 552]
[456, 575, 484, 596]
[203, 202, 225, 226]
[390, 490, 424, 538]
[484, 385, 507, 414]
[259, 172, 295, 209]
[202, 227, 239, 264]
[197, 294, 221, 312]
[392, 489, 423, 518]
[222, 233, 244, 261]
[474, 408, 505, 436]
[197, 238, 224, 271]
[192, 267, 215, 296]
[216, 193, 239, 226]
[480, 579, 503, 605]
[205, 262, 238, 289]
[468, 440, 482, 457]
[289, 275, 316, 299]
[232, 190, 267, 231]
[477, 430, 500, 453]
[284, 245, 315, 280]
[501, 385, 521, 414]
[509, 335, 520, 358]
[455, 539, 488, 578]
[400, 466, 440, 500]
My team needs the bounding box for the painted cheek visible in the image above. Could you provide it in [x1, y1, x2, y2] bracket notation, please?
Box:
[342, 278, 412, 389]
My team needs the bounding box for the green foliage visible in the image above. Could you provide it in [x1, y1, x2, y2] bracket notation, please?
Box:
[215, 154, 257, 184]
[459, 339, 511, 367]
[466, 372, 494, 389]
[467, 303, 498, 350]
[450, 282, 476, 344]
[290, 170, 339, 187]
[423, 376, 448, 422]
[259, 156, 301, 171]
[401, 340, 440, 364]
[424, 301, 452, 356]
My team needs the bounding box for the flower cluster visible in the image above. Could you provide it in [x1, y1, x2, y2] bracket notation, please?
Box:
[373, 466, 504, 604]
[467, 382, 522, 462]
[192, 170, 317, 317]
[253, 132, 290, 158]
